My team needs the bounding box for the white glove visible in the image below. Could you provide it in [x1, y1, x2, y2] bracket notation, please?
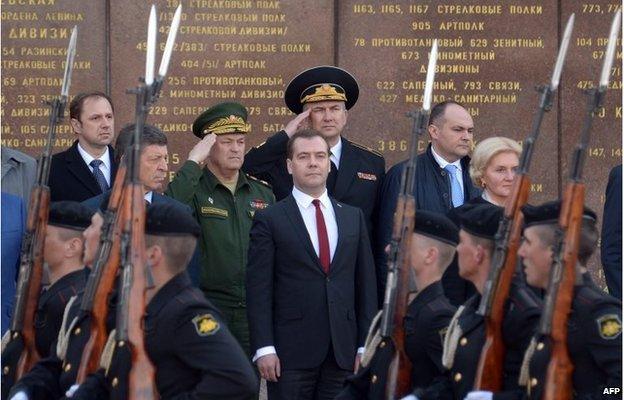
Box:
[65, 384, 80, 398]
[465, 391, 493, 400]
[9, 392, 28, 400]
[399, 395, 419, 400]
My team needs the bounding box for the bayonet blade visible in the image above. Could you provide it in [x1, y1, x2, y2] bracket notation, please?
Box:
[158, 4, 182, 77]
[422, 39, 438, 111]
[551, 14, 574, 91]
[60, 26, 78, 98]
[599, 10, 621, 89]
[145, 5, 157, 85]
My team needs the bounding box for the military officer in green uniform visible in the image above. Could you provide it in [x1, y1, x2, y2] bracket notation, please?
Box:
[166, 102, 275, 355]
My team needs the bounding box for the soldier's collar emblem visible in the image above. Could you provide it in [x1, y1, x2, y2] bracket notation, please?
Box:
[597, 314, 622, 340]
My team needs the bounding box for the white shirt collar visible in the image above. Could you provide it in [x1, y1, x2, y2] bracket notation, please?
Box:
[77, 142, 111, 171]
[144, 191, 153, 204]
[431, 145, 462, 171]
[292, 185, 332, 210]
[330, 138, 342, 168]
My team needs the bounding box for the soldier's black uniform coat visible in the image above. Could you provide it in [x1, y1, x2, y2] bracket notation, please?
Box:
[7, 282, 118, 400]
[418, 280, 541, 400]
[525, 275, 622, 400]
[72, 272, 258, 400]
[335, 281, 455, 399]
[1, 268, 88, 398]
[34, 268, 89, 357]
[243, 130, 385, 238]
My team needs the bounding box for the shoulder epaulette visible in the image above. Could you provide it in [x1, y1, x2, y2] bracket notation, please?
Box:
[246, 173, 272, 188]
[350, 140, 384, 158]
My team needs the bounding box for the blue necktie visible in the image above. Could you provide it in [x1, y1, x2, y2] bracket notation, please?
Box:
[444, 164, 464, 207]
[89, 159, 109, 192]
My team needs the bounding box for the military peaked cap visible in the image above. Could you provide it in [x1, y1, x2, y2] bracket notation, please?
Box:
[285, 66, 359, 114]
[192, 102, 250, 139]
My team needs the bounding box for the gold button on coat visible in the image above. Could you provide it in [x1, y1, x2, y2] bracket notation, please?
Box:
[371, 375, 378, 383]
[64, 363, 71, 372]
[536, 342, 544, 351]
[460, 337, 468, 346]
[454, 372, 462, 382]
[530, 377, 538, 387]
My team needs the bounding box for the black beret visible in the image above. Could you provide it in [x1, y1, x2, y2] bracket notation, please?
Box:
[413, 210, 459, 246]
[48, 201, 94, 230]
[145, 203, 201, 238]
[192, 102, 250, 139]
[284, 66, 359, 114]
[456, 203, 503, 240]
[522, 200, 597, 228]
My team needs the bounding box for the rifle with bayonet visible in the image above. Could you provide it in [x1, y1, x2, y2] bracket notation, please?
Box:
[0, 26, 77, 393]
[381, 40, 438, 400]
[540, 12, 620, 400]
[113, 5, 181, 398]
[74, 158, 127, 383]
[473, 15, 575, 391]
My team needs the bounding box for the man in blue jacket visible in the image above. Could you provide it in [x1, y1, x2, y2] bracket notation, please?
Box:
[376, 101, 481, 306]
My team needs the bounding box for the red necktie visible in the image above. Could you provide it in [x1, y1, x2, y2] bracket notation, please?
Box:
[312, 199, 330, 274]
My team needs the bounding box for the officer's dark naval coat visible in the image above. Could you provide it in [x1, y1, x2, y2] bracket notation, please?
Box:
[418, 279, 541, 400]
[243, 130, 385, 238]
[72, 272, 258, 399]
[524, 275, 622, 399]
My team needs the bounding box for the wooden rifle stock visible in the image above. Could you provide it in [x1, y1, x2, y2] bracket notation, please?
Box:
[124, 183, 157, 400]
[542, 184, 584, 400]
[76, 162, 128, 383]
[13, 187, 50, 378]
[474, 176, 530, 390]
[384, 196, 416, 399]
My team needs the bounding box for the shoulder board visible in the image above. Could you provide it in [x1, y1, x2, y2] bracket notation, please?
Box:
[246, 174, 272, 188]
[350, 141, 384, 158]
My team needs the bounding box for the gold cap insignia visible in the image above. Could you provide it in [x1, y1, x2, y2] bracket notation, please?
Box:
[193, 314, 220, 336]
[597, 314, 622, 340]
[203, 115, 251, 136]
[300, 83, 347, 104]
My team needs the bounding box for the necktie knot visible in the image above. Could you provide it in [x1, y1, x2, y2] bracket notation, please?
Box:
[312, 199, 321, 208]
[90, 159, 103, 168]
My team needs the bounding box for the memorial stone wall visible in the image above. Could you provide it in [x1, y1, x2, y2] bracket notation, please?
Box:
[1, 0, 622, 282]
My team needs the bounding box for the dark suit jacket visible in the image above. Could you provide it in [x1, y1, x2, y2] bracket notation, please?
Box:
[243, 130, 385, 238]
[49, 140, 117, 202]
[246, 195, 378, 370]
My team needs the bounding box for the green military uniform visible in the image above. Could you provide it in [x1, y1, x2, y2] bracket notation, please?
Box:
[166, 102, 275, 355]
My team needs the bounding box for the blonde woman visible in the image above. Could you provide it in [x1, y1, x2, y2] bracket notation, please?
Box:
[469, 137, 522, 206]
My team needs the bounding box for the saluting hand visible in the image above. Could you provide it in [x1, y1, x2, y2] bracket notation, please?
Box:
[283, 109, 311, 137]
[188, 133, 216, 165]
[256, 354, 281, 382]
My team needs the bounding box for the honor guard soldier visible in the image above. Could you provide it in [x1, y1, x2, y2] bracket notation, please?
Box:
[511, 201, 621, 400]
[243, 66, 385, 242]
[6, 207, 109, 400]
[71, 203, 258, 399]
[336, 210, 458, 399]
[409, 204, 541, 400]
[166, 102, 275, 355]
[1, 202, 92, 396]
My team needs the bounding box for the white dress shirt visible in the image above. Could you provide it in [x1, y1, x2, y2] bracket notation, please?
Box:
[144, 191, 153, 204]
[431, 145, 464, 194]
[330, 138, 343, 169]
[253, 186, 364, 363]
[77, 142, 112, 186]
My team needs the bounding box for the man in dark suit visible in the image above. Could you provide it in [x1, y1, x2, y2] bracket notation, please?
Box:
[602, 164, 622, 300]
[246, 129, 378, 400]
[48, 91, 117, 202]
[376, 101, 481, 306]
[82, 123, 169, 210]
[243, 66, 385, 239]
